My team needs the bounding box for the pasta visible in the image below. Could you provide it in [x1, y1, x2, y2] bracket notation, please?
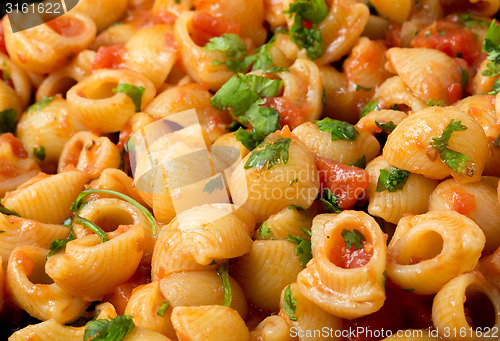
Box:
[2, 1, 500, 340]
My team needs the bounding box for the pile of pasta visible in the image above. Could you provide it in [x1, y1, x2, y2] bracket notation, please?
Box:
[1, 0, 500, 340]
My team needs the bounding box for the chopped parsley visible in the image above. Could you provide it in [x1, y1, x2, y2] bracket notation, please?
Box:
[113, 84, 146, 112]
[47, 218, 75, 259]
[427, 99, 444, 106]
[0, 108, 17, 133]
[316, 117, 359, 142]
[2, 61, 10, 80]
[283, 285, 298, 321]
[203, 175, 224, 194]
[482, 20, 500, 94]
[0, 205, 19, 216]
[244, 137, 291, 170]
[348, 155, 366, 168]
[286, 228, 312, 268]
[217, 263, 232, 307]
[157, 301, 171, 317]
[429, 119, 474, 176]
[33, 146, 46, 161]
[376, 167, 410, 192]
[460, 67, 469, 90]
[318, 188, 342, 213]
[251, 36, 288, 73]
[360, 100, 379, 118]
[290, 178, 298, 186]
[28, 96, 54, 112]
[284, 0, 329, 60]
[356, 85, 372, 91]
[403, 288, 415, 292]
[258, 222, 273, 240]
[341, 229, 365, 250]
[458, 13, 490, 28]
[375, 121, 397, 133]
[83, 315, 135, 341]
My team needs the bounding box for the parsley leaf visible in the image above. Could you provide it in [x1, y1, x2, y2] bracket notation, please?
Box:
[316, 118, 359, 141]
[47, 218, 75, 259]
[427, 99, 444, 106]
[360, 100, 379, 118]
[376, 167, 410, 192]
[74, 215, 108, 243]
[217, 263, 232, 307]
[348, 155, 366, 168]
[203, 34, 252, 73]
[356, 85, 372, 91]
[33, 146, 46, 161]
[28, 96, 54, 112]
[482, 20, 500, 94]
[375, 121, 397, 133]
[234, 101, 281, 150]
[0, 108, 17, 133]
[403, 288, 415, 292]
[286, 228, 312, 268]
[244, 137, 291, 170]
[203, 175, 224, 194]
[283, 285, 298, 321]
[157, 301, 171, 317]
[258, 221, 273, 240]
[460, 67, 469, 90]
[113, 84, 146, 112]
[341, 229, 365, 250]
[0, 205, 19, 216]
[251, 36, 288, 72]
[429, 119, 474, 176]
[0, 230, 4, 234]
[2, 61, 10, 80]
[284, 0, 329, 60]
[290, 178, 298, 186]
[458, 13, 490, 28]
[319, 188, 342, 213]
[83, 315, 135, 341]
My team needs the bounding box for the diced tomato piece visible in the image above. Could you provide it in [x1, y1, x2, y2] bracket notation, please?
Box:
[191, 12, 240, 46]
[447, 187, 476, 215]
[338, 245, 372, 269]
[0, 133, 27, 158]
[92, 43, 126, 70]
[385, 22, 402, 48]
[315, 155, 369, 210]
[411, 20, 481, 65]
[46, 16, 84, 37]
[0, 24, 7, 55]
[262, 97, 306, 130]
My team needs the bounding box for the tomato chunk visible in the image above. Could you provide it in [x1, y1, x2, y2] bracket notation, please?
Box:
[262, 97, 306, 130]
[447, 187, 476, 215]
[1, 133, 27, 158]
[315, 156, 369, 210]
[0, 24, 7, 55]
[92, 43, 126, 70]
[46, 16, 84, 37]
[191, 12, 240, 46]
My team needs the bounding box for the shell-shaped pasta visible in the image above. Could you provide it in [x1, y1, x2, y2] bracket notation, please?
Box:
[35, 50, 96, 102]
[0, 52, 31, 108]
[432, 271, 500, 341]
[387, 211, 485, 295]
[229, 129, 319, 223]
[231, 240, 303, 311]
[57, 131, 121, 177]
[67, 69, 156, 133]
[0, 214, 69, 266]
[74, 0, 128, 32]
[124, 281, 176, 339]
[152, 204, 253, 280]
[296, 211, 386, 319]
[478, 247, 500, 289]
[264, 0, 287, 28]
[310, 213, 338, 254]
[381, 330, 442, 340]
[0, 133, 40, 196]
[144, 83, 231, 142]
[428, 178, 500, 252]
[3, 169, 88, 224]
[171, 305, 250, 341]
[124, 25, 177, 89]
[283, 0, 369, 65]
[159, 270, 247, 318]
[383, 106, 489, 183]
[17, 97, 87, 171]
[7, 245, 88, 323]
[454, 95, 498, 141]
[174, 12, 234, 91]
[256, 205, 313, 241]
[385, 48, 462, 105]
[366, 156, 439, 224]
[369, 0, 413, 23]
[213, 132, 249, 160]
[375, 76, 427, 112]
[292, 121, 380, 165]
[45, 225, 145, 301]
[279, 283, 343, 341]
[3, 12, 96, 74]
[0, 68, 23, 123]
[250, 315, 294, 341]
[355, 109, 408, 135]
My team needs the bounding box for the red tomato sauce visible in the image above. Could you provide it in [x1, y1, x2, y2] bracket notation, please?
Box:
[191, 12, 240, 46]
[92, 43, 127, 70]
[1, 133, 28, 158]
[447, 187, 476, 215]
[411, 20, 481, 65]
[0, 24, 8, 55]
[46, 16, 85, 37]
[339, 245, 372, 269]
[315, 156, 370, 210]
[262, 97, 306, 130]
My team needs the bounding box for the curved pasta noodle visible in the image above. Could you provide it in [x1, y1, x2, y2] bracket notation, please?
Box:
[229, 128, 319, 223]
[355, 109, 408, 135]
[7, 245, 89, 323]
[250, 315, 294, 341]
[45, 225, 145, 301]
[454, 95, 498, 141]
[470, 59, 498, 96]
[296, 210, 387, 319]
[292, 121, 380, 165]
[0, 52, 31, 109]
[213, 132, 250, 160]
[2, 169, 88, 224]
[67, 68, 156, 133]
[2, 12, 96, 74]
[171, 305, 250, 341]
[231, 240, 303, 311]
[159, 270, 248, 318]
[151, 204, 253, 280]
[57, 131, 121, 178]
[387, 211, 485, 295]
[74, 0, 128, 32]
[375, 76, 427, 112]
[365, 156, 439, 224]
[383, 106, 489, 183]
[432, 271, 500, 341]
[428, 177, 500, 252]
[368, 0, 413, 23]
[256, 205, 313, 241]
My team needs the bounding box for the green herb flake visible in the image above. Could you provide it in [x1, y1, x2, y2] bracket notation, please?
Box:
[429, 119, 474, 176]
[47, 221, 76, 259]
[258, 221, 273, 240]
[482, 20, 500, 94]
[251, 35, 288, 73]
[83, 315, 135, 341]
[403, 288, 415, 292]
[437, 30, 446, 35]
[113, 84, 146, 112]
[2, 62, 10, 80]
[376, 166, 410, 192]
[204, 34, 252, 73]
[360, 100, 379, 118]
[356, 85, 372, 91]
[319, 188, 342, 213]
[0, 108, 17, 133]
[316, 117, 359, 142]
[28, 96, 54, 112]
[427, 99, 444, 107]
[460, 67, 469, 90]
[157, 301, 171, 317]
[0, 205, 19, 216]
[33, 146, 46, 161]
[458, 13, 490, 28]
[244, 137, 291, 170]
[286, 228, 313, 268]
[290, 178, 298, 186]
[348, 155, 366, 168]
[203, 175, 224, 194]
[0, 230, 4, 234]
[217, 263, 232, 307]
[283, 285, 298, 321]
[375, 121, 397, 133]
[341, 229, 365, 250]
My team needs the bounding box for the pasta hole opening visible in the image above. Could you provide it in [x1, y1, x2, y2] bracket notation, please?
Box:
[84, 81, 119, 100]
[28, 254, 54, 285]
[92, 208, 135, 232]
[464, 287, 496, 329]
[400, 230, 443, 265]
